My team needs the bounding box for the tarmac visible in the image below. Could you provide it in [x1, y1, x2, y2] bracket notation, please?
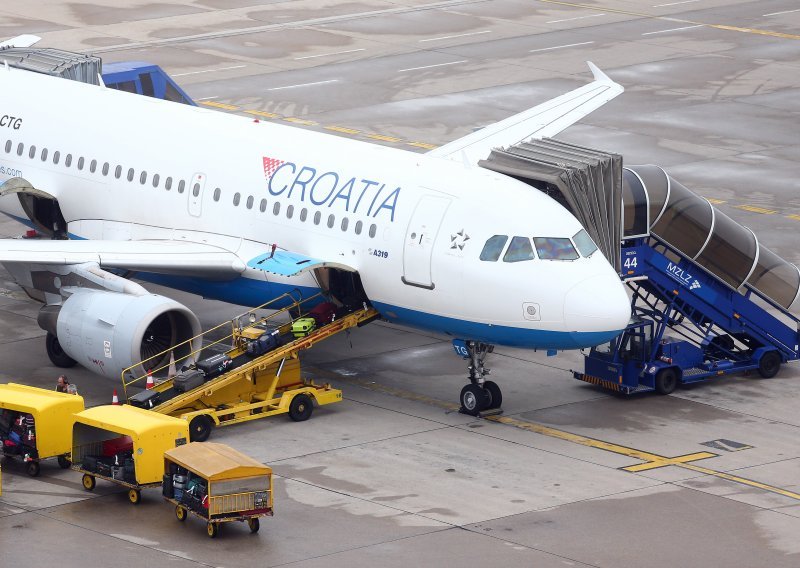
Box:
[1, 1, 800, 566]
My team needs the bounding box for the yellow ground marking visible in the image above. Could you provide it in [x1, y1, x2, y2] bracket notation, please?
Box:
[535, 0, 800, 40]
[312, 367, 800, 501]
[200, 101, 240, 111]
[786, 214, 800, 222]
[325, 125, 361, 135]
[706, 198, 726, 205]
[283, 117, 318, 126]
[366, 133, 403, 143]
[245, 110, 280, 119]
[407, 141, 439, 150]
[734, 204, 777, 214]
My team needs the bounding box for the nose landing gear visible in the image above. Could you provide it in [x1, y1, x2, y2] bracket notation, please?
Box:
[453, 340, 502, 416]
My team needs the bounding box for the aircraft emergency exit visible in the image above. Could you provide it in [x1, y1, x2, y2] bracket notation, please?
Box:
[0, 35, 630, 414]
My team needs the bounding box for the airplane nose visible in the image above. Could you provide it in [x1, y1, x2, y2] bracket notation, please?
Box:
[563, 275, 630, 333]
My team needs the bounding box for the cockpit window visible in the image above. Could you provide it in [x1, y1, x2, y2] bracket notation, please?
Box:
[480, 235, 508, 262]
[534, 237, 579, 260]
[573, 229, 598, 257]
[503, 236, 535, 263]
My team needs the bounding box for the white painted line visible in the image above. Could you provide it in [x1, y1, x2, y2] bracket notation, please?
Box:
[195, 96, 219, 101]
[763, 8, 800, 16]
[294, 48, 366, 60]
[419, 30, 492, 42]
[653, 0, 699, 6]
[172, 65, 246, 77]
[547, 13, 606, 24]
[529, 41, 594, 53]
[267, 79, 339, 91]
[397, 60, 468, 72]
[642, 24, 703, 35]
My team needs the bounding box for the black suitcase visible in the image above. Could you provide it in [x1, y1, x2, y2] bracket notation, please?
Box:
[246, 330, 281, 357]
[96, 461, 112, 477]
[162, 474, 174, 499]
[173, 369, 205, 393]
[129, 389, 162, 409]
[82, 455, 98, 472]
[196, 353, 233, 379]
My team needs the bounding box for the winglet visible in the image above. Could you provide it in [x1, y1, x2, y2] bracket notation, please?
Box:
[0, 35, 42, 49]
[587, 61, 610, 83]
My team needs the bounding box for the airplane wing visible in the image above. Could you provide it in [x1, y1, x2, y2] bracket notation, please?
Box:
[427, 62, 623, 165]
[0, 35, 42, 49]
[0, 239, 355, 278]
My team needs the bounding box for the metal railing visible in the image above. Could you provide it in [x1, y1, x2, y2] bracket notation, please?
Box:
[209, 489, 271, 515]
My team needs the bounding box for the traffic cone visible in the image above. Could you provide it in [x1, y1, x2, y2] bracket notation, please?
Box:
[111, 389, 120, 405]
[145, 372, 155, 390]
[168, 351, 176, 378]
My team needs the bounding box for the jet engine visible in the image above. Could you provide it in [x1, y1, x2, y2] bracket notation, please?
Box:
[40, 290, 202, 380]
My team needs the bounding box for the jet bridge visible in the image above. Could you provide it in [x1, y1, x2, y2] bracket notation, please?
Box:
[0, 46, 101, 84]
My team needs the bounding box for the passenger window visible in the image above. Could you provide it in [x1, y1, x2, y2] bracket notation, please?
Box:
[313, 211, 321, 225]
[127, 168, 134, 181]
[115, 165, 122, 178]
[480, 235, 508, 262]
[90, 159, 97, 173]
[77, 157, 85, 170]
[503, 236, 534, 263]
[213, 188, 221, 202]
[153, 174, 160, 187]
[327, 214, 335, 228]
[4, 140, 10, 153]
[369, 224, 377, 238]
[165, 177, 172, 190]
[233, 192, 241, 206]
[53, 151, 60, 164]
[273, 202, 280, 215]
[16, 143, 23, 156]
[341, 217, 349, 231]
[140, 171, 148, 184]
[259, 198, 267, 212]
[178, 180, 185, 194]
[192, 183, 200, 197]
[28, 145, 36, 159]
[534, 237, 579, 260]
[247, 195, 254, 209]
[41, 148, 48, 162]
[286, 204, 293, 218]
[65, 154, 72, 167]
[573, 229, 598, 257]
[102, 162, 109, 176]
[355, 220, 363, 235]
[299, 208, 307, 222]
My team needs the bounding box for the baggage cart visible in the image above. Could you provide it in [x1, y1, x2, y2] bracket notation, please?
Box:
[0, 383, 84, 476]
[72, 405, 189, 504]
[163, 442, 273, 538]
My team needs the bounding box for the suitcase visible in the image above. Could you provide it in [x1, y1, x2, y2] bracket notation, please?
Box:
[82, 455, 98, 472]
[174, 488, 184, 502]
[309, 302, 337, 327]
[196, 353, 233, 379]
[291, 317, 316, 338]
[173, 474, 187, 484]
[97, 462, 112, 477]
[111, 466, 124, 480]
[129, 389, 161, 409]
[173, 369, 205, 393]
[162, 474, 174, 499]
[102, 436, 133, 457]
[246, 330, 281, 357]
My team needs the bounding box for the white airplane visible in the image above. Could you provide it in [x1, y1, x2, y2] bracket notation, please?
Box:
[0, 35, 630, 414]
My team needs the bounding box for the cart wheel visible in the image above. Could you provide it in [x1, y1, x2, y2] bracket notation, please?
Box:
[128, 489, 141, 505]
[26, 460, 41, 477]
[57, 455, 71, 469]
[758, 351, 781, 379]
[288, 394, 313, 422]
[247, 518, 260, 534]
[175, 506, 187, 522]
[189, 415, 213, 442]
[82, 474, 96, 491]
[207, 522, 219, 538]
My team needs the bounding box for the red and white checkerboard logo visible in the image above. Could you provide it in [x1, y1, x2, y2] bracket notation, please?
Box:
[263, 156, 285, 179]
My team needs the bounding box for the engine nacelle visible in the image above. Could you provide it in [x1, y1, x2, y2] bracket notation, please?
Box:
[51, 290, 201, 379]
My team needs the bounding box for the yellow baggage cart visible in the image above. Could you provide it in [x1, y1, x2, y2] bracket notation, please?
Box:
[163, 442, 273, 538]
[72, 405, 189, 504]
[0, 383, 84, 476]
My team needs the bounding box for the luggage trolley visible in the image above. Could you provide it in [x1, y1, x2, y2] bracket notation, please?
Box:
[0, 383, 84, 476]
[162, 442, 273, 538]
[71, 405, 189, 504]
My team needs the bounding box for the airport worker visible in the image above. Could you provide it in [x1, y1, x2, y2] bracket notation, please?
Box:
[55, 375, 70, 393]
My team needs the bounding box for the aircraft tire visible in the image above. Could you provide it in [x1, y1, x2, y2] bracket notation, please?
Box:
[460, 385, 487, 416]
[46, 332, 77, 368]
[483, 381, 502, 410]
[655, 368, 678, 395]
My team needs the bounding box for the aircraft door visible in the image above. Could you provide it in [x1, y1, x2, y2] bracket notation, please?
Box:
[188, 173, 207, 217]
[402, 195, 451, 289]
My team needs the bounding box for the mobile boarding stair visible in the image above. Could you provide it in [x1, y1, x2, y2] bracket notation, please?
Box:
[479, 142, 800, 394]
[120, 292, 379, 440]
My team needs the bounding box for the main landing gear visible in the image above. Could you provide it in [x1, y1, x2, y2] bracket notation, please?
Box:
[454, 340, 503, 416]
